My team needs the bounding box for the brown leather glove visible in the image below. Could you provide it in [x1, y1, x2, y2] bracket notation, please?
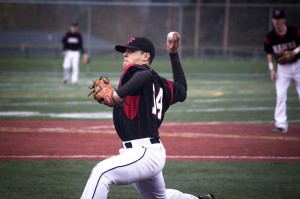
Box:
[88, 77, 117, 107]
[276, 50, 296, 64]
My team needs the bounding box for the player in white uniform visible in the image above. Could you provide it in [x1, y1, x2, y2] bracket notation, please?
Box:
[263, 9, 300, 133]
[62, 22, 85, 85]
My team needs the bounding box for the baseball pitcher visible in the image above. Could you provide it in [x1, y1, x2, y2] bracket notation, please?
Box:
[82, 33, 215, 199]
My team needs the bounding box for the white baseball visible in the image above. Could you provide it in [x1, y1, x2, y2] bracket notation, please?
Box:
[167, 32, 175, 41]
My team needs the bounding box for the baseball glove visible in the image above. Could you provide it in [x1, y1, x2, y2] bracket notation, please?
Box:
[82, 53, 90, 64]
[276, 50, 295, 64]
[88, 77, 117, 107]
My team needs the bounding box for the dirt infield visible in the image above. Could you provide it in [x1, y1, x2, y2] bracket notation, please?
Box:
[1, 120, 300, 162]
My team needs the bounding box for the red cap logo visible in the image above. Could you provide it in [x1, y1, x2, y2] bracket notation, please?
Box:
[127, 37, 135, 44]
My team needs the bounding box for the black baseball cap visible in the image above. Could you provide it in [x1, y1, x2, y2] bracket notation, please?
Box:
[272, 9, 285, 19]
[115, 37, 155, 58]
[70, 21, 78, 26]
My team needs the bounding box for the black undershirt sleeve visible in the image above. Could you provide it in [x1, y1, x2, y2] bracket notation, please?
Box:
[117, 53, 186, 100]
[116, 69, 152, 98]
[170, 53, 187, 90]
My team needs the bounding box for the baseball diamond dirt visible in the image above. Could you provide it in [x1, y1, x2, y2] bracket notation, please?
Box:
[1, 120, 300, 162]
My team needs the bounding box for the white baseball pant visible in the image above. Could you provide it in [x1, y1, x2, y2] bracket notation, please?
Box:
[81, 138, 198, 199]
[275, 59, 300, 130]
[63, 50, 80, 84]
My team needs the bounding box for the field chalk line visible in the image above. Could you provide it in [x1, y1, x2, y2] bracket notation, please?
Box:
[0, 155, 299, 161]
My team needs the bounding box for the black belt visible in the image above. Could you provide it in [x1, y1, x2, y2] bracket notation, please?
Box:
[124, 138, 160, 148]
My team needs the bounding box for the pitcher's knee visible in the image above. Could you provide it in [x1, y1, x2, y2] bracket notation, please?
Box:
[138, 189, 166, 199]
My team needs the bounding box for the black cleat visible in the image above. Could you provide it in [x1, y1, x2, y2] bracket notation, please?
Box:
[273, 127, 287, 133]
[199, 194, 215, 199]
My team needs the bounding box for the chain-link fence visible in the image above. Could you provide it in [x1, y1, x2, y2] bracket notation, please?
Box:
[0, 1, 299, 59]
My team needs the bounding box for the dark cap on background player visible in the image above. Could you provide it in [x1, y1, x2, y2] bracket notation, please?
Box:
[69, 21, 79, 34]
[115, 37, 155, 64]
[70, 21, 79, 27]
[272, 9, 285, 19]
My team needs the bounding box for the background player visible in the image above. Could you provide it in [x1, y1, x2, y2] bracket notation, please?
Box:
[62, 21, 86, 85]
[81, 33, 215, 199]
[263, 9, 300, 133]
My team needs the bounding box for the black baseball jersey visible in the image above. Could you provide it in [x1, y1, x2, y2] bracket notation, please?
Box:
[264, 25, 300, 61]
[113, 54, 187, 142]
[62, 31, 85, 53]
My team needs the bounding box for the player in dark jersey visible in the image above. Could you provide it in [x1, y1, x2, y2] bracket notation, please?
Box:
[62, 22, 85, 85]
[263, 9, 300, 133]
[81, 33, 214, 199]
[112, 39, 187, 142]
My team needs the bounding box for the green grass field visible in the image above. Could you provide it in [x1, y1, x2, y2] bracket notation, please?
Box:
[0, 57, 299, 122]
[1, 161, 300, 199]
[1, 57, 300, 198]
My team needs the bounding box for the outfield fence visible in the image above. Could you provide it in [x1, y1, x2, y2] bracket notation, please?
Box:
[0, 1, 300, 59]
